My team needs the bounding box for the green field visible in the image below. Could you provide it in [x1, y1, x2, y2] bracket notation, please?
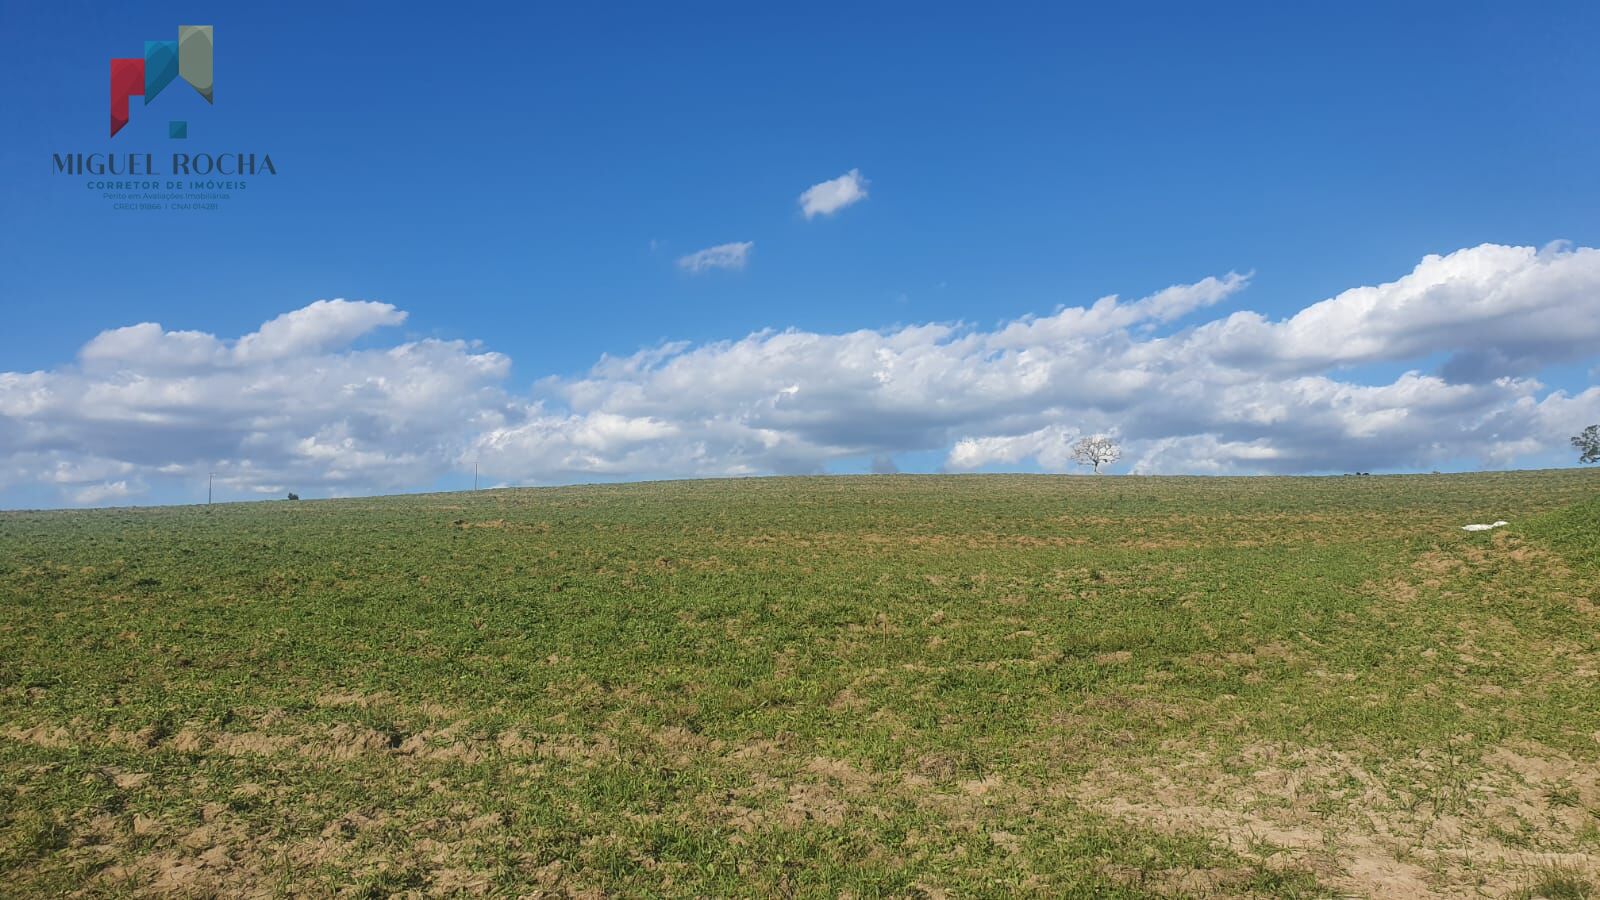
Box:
[2, 472, 1598, 898]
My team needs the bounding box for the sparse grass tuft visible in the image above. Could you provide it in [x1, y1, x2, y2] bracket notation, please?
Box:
[1513, 868, 1596, 900]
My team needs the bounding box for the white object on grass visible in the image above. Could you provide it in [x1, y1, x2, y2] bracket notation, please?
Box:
[1460, 521, 1509, 532]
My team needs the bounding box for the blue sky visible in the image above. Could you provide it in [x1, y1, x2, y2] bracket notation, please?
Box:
[2, 1, 1599, 507]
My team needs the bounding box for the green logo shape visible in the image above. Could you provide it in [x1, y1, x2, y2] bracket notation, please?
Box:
[179, 26, 213, 103]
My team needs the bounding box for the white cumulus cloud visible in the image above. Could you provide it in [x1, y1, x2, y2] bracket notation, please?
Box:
[0, 300, 511, 504]
[1183, 243, 1600, 380]
[798, 169, 868, 219]
[69, 480, 140, 506]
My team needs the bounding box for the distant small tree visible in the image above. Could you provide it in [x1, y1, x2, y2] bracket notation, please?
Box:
[287, 492, 300, 501]
[1575, 425, 1600, 464]
[1071, 435, 1121, 474]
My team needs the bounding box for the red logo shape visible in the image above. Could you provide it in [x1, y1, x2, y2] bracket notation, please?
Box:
[110, 58, 145, 137]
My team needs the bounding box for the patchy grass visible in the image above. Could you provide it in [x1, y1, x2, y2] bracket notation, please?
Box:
[1512, 868, 1596, 900]
[0, 470, 1597, 897]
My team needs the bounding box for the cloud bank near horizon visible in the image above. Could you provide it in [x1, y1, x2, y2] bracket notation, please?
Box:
[3, 243, 1599, 506]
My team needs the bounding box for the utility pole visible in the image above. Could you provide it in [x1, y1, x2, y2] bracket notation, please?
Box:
[474, 462, 480, 491]
[208, 472, 214, 505]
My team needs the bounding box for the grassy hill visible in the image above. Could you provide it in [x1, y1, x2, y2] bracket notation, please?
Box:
[2, 471, 1598, 897]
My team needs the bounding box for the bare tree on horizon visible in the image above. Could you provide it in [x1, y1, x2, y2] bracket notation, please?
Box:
[1071, 435, 1122, 474]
